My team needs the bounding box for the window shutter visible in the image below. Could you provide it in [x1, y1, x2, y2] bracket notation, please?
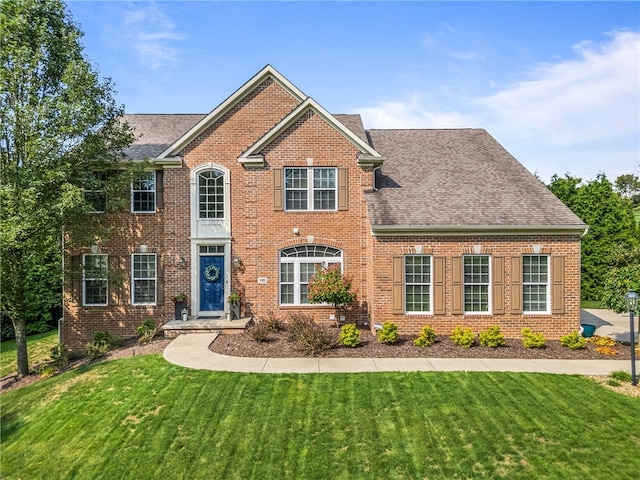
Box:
[123, 255, 131, 304]
[551, 256, 565, 314]
[392, 256, 404, 314]
[510, 256, 522, 314]
[155, 170, 164, 210]
[492, 256, 505, 314]
[156, 255, 164, 304]
[107, 255, 117, 305]
[337, 168, 348, 211]
[273, 168, 283, 211]
[70, 255, 82, 305]
[451, 256, 463, 315]
[433, 256, 446, 315]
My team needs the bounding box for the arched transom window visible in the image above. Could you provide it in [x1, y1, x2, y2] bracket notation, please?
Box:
[279, 245, 342, 305]
[198, 169, 224, 219]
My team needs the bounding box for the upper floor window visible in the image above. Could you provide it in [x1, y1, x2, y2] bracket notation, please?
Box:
[280, 245, 342, 305]
[132, 253, 156, 305]
[132, 171, 156, 213]
[285, 167, 336, 211]
[523, 255, 549, 313]
[83, 254, 108, 306]
[84, 171, 108, 213]
[198, 169, 225, 219]
[464, 255, 490, 313]
[405, 255, 431, 313]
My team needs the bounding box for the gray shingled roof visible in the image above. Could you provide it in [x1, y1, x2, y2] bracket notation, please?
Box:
[123, 114, 206, 159]
[366, 129, 585, 229]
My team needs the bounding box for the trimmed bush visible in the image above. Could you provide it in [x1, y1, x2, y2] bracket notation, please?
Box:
[294, 324, 335, 356]
[560, 331, 586, 350]
[85, 341, 110, 360]
[93, 330, 122, 350]
[136, 319, 157, 343]
[263, 312, 285, 332]
[450, 326, 475, 348]
[338, 324, 361, 347]
[479, 326, 506, 348]
[286, 313, 317, 343]
[247, 320, 271, 343]
[413, 325, 437, 347]
[521, 328, 546, 348]
[377, 322, 398, 345]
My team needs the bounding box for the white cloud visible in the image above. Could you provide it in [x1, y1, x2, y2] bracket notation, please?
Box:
[357, 30, 640, 182]
[110, 3, 185, 70]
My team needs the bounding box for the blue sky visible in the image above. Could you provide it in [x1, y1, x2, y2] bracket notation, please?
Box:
[66, 1, 639, 183]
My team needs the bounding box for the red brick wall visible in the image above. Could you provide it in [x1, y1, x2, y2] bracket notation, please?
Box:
[368, 234, 582, 339]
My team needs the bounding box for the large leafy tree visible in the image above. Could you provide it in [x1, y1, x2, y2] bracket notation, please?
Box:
[548, 173, 638, 302]
[1, 0, 134, 377]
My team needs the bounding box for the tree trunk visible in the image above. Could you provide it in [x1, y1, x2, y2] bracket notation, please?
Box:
[13, 318, 29, 378]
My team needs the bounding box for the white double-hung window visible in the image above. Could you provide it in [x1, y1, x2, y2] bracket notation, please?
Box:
[284, 167, 336, 211]
[132, 253, 156, 305]
[523, 255, 549, 313]
[132, 171, 156, 213]
[83, 254, 108, 306]
[463, 255, 490, 313]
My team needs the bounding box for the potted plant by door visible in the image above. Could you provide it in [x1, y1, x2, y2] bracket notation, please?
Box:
[171, 292, 188, 321]
[228, 291, 243, 320]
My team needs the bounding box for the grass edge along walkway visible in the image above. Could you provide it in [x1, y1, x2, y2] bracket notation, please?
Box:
[2, 354, 639, 480]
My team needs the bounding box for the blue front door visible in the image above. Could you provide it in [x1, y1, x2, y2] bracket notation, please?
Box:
[200, 256, 224, 313]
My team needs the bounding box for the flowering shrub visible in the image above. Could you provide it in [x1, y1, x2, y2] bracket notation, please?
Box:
[587, 336, 616, 347]
[307, 264, 356, 316]
[595, 346, 618, 356]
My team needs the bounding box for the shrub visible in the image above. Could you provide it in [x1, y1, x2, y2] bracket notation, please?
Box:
[479, 326, 506, 348]
[377, 322, 398, 345]
[247, 320, 270, 343]
[560, 331, 586, 350]
[414, 325, 437, 347]
[36, 364, 56, 378]
[136, 319, 157, 343]
[521, 328, 546, 349]
[450, 326, 475, 348]
[50, 343, 70, 366]
[85, 341, 110, 360]
[286, 313, 317, 343]
[338, 324, 361, 347]
[294, 324, 335, 356]
[263, 312, 285, 332]
[93, 330, 122, 350]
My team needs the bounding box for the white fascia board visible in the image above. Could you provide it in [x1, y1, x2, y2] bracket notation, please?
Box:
[370, 224, 588, 237]
[238, 98, 384, 165]
[159, 65, 307, 158]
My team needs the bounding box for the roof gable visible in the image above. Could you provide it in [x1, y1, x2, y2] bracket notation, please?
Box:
[238, 98, 384, 168]
[159, 65, 307, 158]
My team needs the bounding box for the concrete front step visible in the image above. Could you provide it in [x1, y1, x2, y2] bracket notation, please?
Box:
[161, 317, 252, 339]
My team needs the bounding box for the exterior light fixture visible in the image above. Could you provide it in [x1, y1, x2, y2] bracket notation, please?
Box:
[625, 290, 638, 386]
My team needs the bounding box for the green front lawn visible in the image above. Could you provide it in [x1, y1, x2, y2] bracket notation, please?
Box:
[2, 354, 638, 479]
[0, 330, 58, 378]
[581, 300, 603, 309]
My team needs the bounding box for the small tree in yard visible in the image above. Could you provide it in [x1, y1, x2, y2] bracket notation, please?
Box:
[307, 264, 356, 325]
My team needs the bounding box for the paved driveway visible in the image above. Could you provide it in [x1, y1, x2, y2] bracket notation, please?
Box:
[582, 309, 635, 343]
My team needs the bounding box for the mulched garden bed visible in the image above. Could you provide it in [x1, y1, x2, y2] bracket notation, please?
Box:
[211, 328, 633, 360]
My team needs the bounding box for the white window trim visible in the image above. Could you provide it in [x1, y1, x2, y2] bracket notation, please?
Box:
[523, 255, 550, 314]
[131, 253, 157, 305]
[83, 254, 108, 306]
[405, 255, 433, 315]
[284, 167, 337, 211]
[279, 246, 342, 306]
[463, 255, 492, 315]
[131, 171, 156, 213]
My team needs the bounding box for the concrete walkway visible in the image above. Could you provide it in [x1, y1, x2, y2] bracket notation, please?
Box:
[163, 308, 635, 376]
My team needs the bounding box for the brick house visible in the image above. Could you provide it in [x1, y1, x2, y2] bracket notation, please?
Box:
[62, 65, 586, 347]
